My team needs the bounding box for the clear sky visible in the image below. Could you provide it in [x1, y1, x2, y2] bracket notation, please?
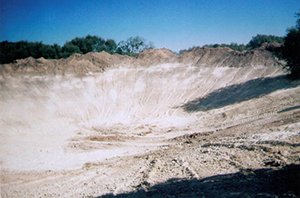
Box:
[1, 0, 299, 51]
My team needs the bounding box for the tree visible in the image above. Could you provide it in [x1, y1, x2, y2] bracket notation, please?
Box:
[0, 41, 17, 63]
[116, 36, 154, 56]
[296, 11, 300, 30]
[247, 34, 284, 49]
[62, 35, 117, 54]
[52, 44, 62, 59]
[202, 43, 247, 51]
[104, 39, 117, 53]
[282, 11, 300, 79]
[61, 43, 81, 58]
[0, 35, 153, 63]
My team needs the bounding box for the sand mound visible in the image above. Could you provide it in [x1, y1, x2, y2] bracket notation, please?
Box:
[137, 48, 177, 66]
[179, 47, 282, 67]
[0, 51, 134, 75]
[0, 47, 282, 76]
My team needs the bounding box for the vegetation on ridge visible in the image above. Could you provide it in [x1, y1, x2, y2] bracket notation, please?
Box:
[281, 11, 300, 79]
[180, 34, 284, 53]
[0, 36, 153, 64]
[0, 11, 299, 79]
[0, 33, 286, 64]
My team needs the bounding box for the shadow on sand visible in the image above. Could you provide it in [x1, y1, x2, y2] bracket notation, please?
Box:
[99, 164, 300, 197]
[181, 75, 300, 112]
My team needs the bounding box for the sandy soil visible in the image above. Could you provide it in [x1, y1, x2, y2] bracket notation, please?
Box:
[0, 53, 299, 197]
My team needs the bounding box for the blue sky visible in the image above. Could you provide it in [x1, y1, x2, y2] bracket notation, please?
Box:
[1, 0, 299, 51]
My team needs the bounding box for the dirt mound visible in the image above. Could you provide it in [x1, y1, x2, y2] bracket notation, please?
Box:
[61, 51, 133, 74]
[0, 47, 283, 75]
[179, 47, 282, 67]
[0, 51, 133, 76]
[137, 48, 177, 66]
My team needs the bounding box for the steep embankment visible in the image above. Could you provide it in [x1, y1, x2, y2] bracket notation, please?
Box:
[1, 48, 299, 197]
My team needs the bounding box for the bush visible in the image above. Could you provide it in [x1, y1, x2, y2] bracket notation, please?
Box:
[282, 11, 300, 79]
[203, 43, 247, 51]
[0, 41, 62, 63]
[116, 36, 154, 56]
[247, 34, 284, 49]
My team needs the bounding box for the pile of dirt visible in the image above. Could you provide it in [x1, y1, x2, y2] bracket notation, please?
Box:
[137, 48, 177, 66]
[178, 47, 282, 67]
[0, 51, 133, 76]
[0, 47, 283, 75]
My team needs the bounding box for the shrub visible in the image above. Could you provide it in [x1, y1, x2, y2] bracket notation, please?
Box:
[282, 11, 300, 79]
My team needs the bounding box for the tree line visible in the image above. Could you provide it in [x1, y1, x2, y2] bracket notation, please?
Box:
[3, 34, 284, 65]
[179, 9, 300, 79]
[0, 11, 299, 78]
[180, 34, 284, 53]
[0, 36, 153, 64]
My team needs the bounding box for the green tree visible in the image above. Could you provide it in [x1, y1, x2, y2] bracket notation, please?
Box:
[104, 39, 117, 53]
[0, 35, 151, 63]
[52, 44, 62, 59]
[117, 36, 154, 56]
[202, 43, 247, 51]
[61, 43, 81, 58]
[247, 34, 284, 49]
[0, 41, 17, 63]
[282, 11, 300, 79]
[63, 35, 117, 54]
[296, 11, 300, 29]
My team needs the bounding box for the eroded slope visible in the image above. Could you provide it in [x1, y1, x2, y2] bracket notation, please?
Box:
[1, 48, 299, 197]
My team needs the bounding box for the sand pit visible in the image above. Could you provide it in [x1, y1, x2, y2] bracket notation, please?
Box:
[1, 49, 299, 197]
